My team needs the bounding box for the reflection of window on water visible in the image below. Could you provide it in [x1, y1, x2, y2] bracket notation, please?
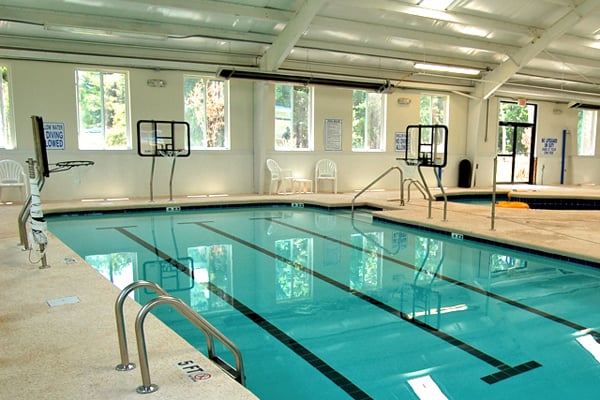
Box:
[350, 232, 383, 290]
[85, 252, 136, 290]
[275, 238, 313, 302]
[490, 254, 527, 274]
[188, 244, 232, 312]
[414, 238, 444, 282]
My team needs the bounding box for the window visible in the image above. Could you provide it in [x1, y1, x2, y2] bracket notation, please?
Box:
[577, 109, 597, 156]
[352, 90, 385, 151]
[275, 238, 313, 301]
[76, 69, 130, 150]
[274, 84, 313, 150]
[420, 94, 448, 125]
[184, 76, 229, 149]
[0, 65, 15, 149]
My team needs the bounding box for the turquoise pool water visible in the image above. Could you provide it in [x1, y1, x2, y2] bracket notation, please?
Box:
[47, 205, 600, 399]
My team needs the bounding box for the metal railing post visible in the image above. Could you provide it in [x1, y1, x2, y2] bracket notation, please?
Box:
[491, 156, 497, 231]
[134, 295, 245, 394]
[114, 281, 169, 372]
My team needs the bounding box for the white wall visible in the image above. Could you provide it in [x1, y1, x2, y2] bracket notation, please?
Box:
[0, 58, 596, 202]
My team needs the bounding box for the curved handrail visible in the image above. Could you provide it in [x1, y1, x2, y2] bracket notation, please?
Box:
[135, 295, 245, 394]
[351, 166, 404, 214]
[416, 164, 447, 221]
[114, 280, 169, 371]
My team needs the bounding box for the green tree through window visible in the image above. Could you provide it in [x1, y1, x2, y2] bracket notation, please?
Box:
[0, 66, 14, 149]
[352, 90, 385, 151]
[577, 109, 597, 156]
[184, 76, 228, 149]
[76, 69, 130, 150]
[275, 84, 312, 150]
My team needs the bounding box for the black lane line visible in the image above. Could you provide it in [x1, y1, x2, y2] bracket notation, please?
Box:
[271, 217, 599, 334]
[190, 221, 539, 384]
[110, 226, 372, 400]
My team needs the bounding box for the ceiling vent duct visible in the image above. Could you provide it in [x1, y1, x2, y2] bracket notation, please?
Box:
[217, 68, 391, 92]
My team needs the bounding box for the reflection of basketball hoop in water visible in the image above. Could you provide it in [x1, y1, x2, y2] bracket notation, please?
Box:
[137, 120, 191, 202]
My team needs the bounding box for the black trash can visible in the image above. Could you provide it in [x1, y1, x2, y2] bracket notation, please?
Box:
[458, 159, 472, 188]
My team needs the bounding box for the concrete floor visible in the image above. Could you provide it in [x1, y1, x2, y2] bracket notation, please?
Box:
[1, 184, 600, 399]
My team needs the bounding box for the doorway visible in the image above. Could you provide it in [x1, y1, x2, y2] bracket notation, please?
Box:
[496, 102, 537, 184]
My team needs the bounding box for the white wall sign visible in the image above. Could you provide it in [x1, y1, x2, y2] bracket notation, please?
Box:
[541, 137, 558, 155]
[43, 122, 65, 150]
[324, 119, 342, 151]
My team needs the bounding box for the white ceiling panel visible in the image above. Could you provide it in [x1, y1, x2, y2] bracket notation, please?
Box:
[1, 0, 600, 102]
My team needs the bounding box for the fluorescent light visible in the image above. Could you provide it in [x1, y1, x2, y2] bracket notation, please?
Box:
[418, 0, 455, 10]
[415, 63, 480, 76]
[408, 375, 448, 400]
[44, 25, 166, 40]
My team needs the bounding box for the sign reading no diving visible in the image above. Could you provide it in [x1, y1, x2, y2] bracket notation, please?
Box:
[43, 122, 65, 150]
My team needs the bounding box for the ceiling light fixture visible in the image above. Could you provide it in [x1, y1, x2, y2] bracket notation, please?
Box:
[44, 25, 167, 40]
[417, 0, 455, 10]
[414, 62, 480, 76]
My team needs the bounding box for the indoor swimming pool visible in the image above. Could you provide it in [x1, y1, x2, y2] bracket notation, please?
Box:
[47, 205, 600, 400]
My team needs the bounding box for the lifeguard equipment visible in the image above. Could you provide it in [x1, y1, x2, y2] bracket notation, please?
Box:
[496, 201, 530, 209]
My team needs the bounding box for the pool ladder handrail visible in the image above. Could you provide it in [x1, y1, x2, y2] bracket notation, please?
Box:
[114, 280, 246, 394]
[351, 166, 404, 215]
[416, 163, 447, 221]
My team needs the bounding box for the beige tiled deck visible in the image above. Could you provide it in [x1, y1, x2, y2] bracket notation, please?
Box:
[1, 184, 600, 399]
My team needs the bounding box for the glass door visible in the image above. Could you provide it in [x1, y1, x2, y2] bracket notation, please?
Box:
[497, 123, 535, 183]
[496, 102, 537, 184]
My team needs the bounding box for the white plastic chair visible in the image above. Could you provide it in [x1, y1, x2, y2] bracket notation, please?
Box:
[0, 159, 29, 202]
[315, 159, 337, 194]
[266, 159, 294, 195]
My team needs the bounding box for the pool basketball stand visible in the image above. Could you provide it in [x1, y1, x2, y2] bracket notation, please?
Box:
[137, 120, 191, 202]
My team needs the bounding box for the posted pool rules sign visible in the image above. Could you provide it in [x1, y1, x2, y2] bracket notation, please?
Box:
[43, 122, 65, 150]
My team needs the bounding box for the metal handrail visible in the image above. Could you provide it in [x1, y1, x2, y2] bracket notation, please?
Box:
[135, 295, 245, 394]
[405, 178, 427, 203]
[351, 166, 404, 214]
[114, 280, 169, 371]
[416, 164, 447, 221]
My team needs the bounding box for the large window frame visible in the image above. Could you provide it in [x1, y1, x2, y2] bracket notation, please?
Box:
[577, 109, 598, 156]
[184, 76, 229, 150]
[0, 65, 15, 149]
[76, 68, 131, 150]
[274, 84, 313, 151]
[352, 90, 386, 152]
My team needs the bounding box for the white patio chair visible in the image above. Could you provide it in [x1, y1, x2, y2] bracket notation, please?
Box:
[0, 159, 29, 202]
[315, 159, 337, 194]
[266, 159, 294, 195]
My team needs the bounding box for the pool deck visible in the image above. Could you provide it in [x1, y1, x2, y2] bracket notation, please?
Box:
[2, 184, 600, 399]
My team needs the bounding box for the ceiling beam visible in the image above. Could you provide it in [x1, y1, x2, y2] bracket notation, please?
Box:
[259, 0, 327, 71]
[476, 0, 600, 100]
